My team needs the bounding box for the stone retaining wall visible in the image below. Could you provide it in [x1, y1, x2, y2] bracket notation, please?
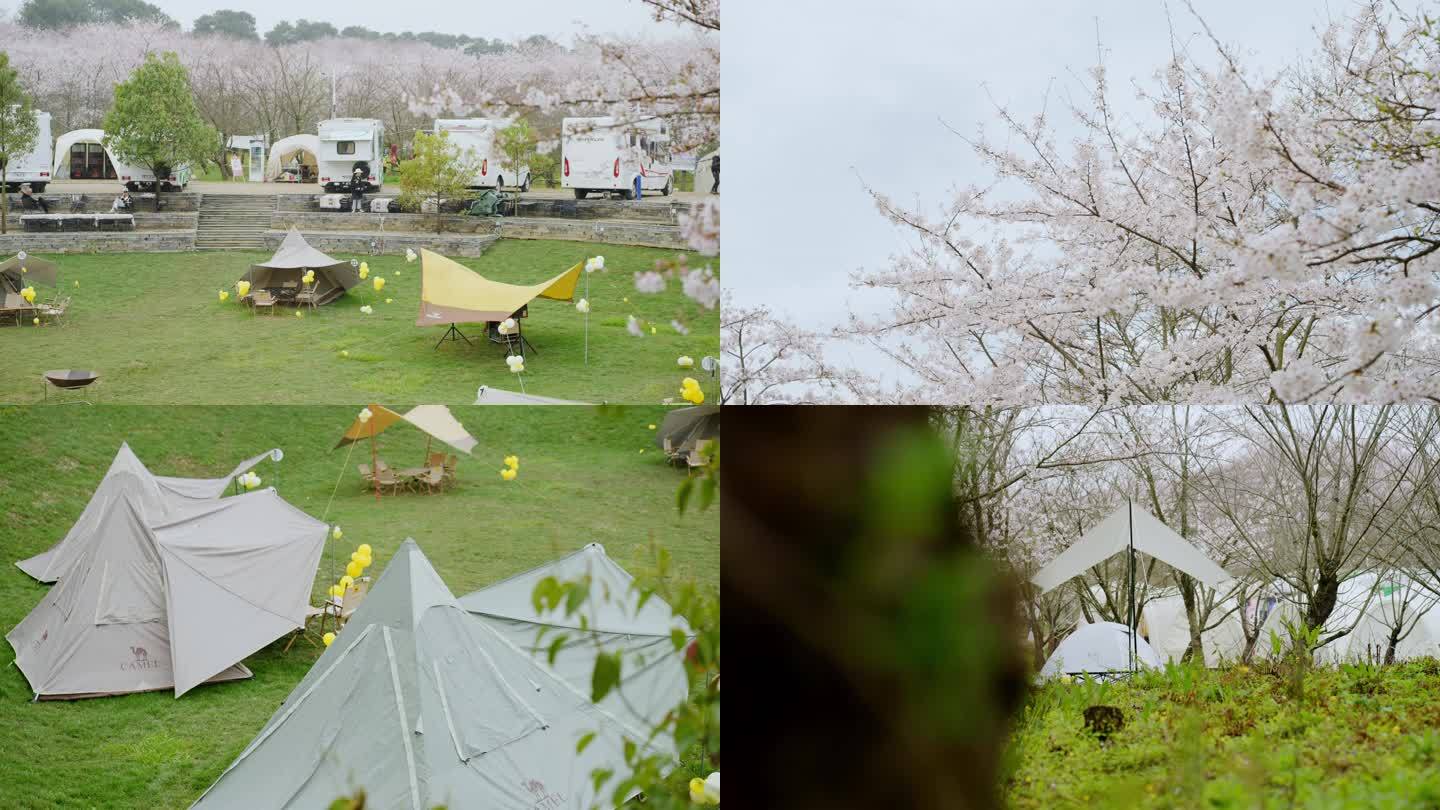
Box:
[274, 193, 685, 223]
[5, 192, 203, 213]
[272, 211, 495, 234]
[0, 230, 195, 253]
[261, 230, 498, 257]
[496, 218, 690, 250]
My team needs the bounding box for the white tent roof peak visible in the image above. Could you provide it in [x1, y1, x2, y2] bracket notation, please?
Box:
[1031, 501, 1232, 594]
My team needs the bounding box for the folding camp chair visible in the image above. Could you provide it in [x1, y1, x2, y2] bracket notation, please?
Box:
[442, 455, 458, 487]
[686, 439, 713, 473]
[251, 289, 276, 316]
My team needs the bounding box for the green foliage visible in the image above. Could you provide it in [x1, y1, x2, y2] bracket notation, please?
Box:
[192, 9, 258, 40]
[1006, 660, 1440, 808]
[17, 0, 173, 29]
[0, 403, 719, 808]
[398, 131, 478, 232]
[263, 18, 338, 46]
[103, 52, 218, 205]
[496, 119, 537, 188]
[530, 150, 560, 188]
[0, 51, 40, 234]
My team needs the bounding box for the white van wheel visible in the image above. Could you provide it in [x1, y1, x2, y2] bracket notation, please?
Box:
[662, 177, 672, 197]
[520, 174, 531, 192]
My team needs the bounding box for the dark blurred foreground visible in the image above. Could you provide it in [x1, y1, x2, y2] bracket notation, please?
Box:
[723, 406, 1028, 809]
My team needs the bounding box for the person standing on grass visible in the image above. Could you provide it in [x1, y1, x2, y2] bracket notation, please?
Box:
[710, 153, 719, 194]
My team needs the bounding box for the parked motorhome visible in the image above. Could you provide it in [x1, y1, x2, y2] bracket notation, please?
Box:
[5, 110, 53, 191]
[317, 118, 384, 192]
[434, 119, 531, 191]
[51, 129, 192, 191]
[561, 116, 674, 200]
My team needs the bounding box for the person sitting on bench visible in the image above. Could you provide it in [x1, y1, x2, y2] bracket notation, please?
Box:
[19, 183, 49, 213]
[110, 190, 133, 213]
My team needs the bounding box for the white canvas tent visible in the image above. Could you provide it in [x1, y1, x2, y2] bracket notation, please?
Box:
[16, 442, 274, 583]
[264, 134, 319, 181]
[1256, 574, 1440, 664]
[6, 488, 326, 699]
[1040, 621, 1163, 679]
[191, 539, 665, 810]
[458, 543, 693, 756]
[1033, 502, 1232, 673]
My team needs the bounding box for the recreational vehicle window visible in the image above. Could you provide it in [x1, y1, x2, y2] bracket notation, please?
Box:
[338, 141, 356, 155]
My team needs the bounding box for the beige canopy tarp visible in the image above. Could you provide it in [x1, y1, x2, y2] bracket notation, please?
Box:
[335, 403, 476, 456]
[417, 248, 582, 325]
[0, 254, 59, 292]
[247, 228, 360, 305]
[6, 488, 327, 699]
[16, 442, 275, 583]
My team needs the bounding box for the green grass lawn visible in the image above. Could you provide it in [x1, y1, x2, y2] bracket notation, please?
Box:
[0, 403, 719, 809]
[1006, 660, 1440, 808]
[2, 241, 720, 405]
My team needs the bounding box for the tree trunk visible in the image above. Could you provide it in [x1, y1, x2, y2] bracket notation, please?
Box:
[1, 162, 8, 234]
[1307, 571, 1341, 637]
[1178, 575, 1204, 663]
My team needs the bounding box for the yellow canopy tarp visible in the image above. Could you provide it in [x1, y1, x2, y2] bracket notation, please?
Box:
[416, 249, 582, 326]
[335, 403, 476, 455]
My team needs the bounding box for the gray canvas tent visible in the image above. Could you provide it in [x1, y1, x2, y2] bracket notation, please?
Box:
[0, 253, 59, 293]
[655, 404, 719, 453]
[474, 385, 593, 405]
[459, 543, 693, 756]
[192, 539, 664, 810]
[16, 442, 274, 583]
[246, 228, 360, 306]
[6, 488, 327, 699]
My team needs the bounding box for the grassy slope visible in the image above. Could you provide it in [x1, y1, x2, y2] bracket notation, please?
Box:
[1006, 660, 1440, 808]
[1, 241, 719, 405]
[0, 404, 718, 809]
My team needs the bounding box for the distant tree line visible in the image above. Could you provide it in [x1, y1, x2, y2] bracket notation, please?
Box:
[16, 0, 560, 53]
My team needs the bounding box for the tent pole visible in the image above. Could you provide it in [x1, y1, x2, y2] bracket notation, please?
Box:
[1128, 497, 1136, 673]
[370, 421, 379, 502]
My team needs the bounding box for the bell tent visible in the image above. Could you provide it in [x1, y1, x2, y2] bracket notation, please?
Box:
[247, 228, 360, 306]
[191, 539, 664, 809]
[655, 405, 719, 454]
[264, 134, 320, 181]
[6, 488, 327, 699]
[458, 543, 694, 755]
[16, 442, 274, 583]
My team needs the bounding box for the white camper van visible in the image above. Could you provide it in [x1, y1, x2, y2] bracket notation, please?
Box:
[318, 118, 384, 193]
[6, 110, 53, 191]
[434, 119, 530, 191]
[561, 116, 674, 200]
[51, 128, 191, 191]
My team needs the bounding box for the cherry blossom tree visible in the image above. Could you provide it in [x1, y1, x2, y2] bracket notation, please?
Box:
[830, 2, 1440, 404]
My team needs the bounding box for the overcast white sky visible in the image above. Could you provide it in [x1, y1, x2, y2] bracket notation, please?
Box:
[723, 0, 1385, 375]
[146, 0, 677, 42]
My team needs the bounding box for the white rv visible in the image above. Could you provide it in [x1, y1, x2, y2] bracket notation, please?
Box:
[434, 119, 530, 191]
[51, 128, 191, 191]
[317, 118, 385, 192]
[6, 110, 53, 191]
[561, 116, 674, 200]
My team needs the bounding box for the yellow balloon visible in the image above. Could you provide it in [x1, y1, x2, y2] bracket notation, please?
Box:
[500, 467, 517, 481]
[323, 632, 335, 647]
[339, 575, 354, 590]
[373, 277, 386, 291]
[357, 543, 371, 556]
[346, 560, 362, 578]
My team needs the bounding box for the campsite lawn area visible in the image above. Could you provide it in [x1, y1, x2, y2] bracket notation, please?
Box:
[1, 241, 720, 405]
[1005, 660, 1440, 808]
[0, 403, 719, 809]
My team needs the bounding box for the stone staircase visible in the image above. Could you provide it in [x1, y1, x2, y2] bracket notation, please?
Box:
[196, 194, 273, 250]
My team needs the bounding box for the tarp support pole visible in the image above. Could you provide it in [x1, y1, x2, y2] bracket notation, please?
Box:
[1128, 498, 1137, 673]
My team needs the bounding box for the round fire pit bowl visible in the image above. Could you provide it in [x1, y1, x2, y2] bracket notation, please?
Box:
[41, 369, 100, 404]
